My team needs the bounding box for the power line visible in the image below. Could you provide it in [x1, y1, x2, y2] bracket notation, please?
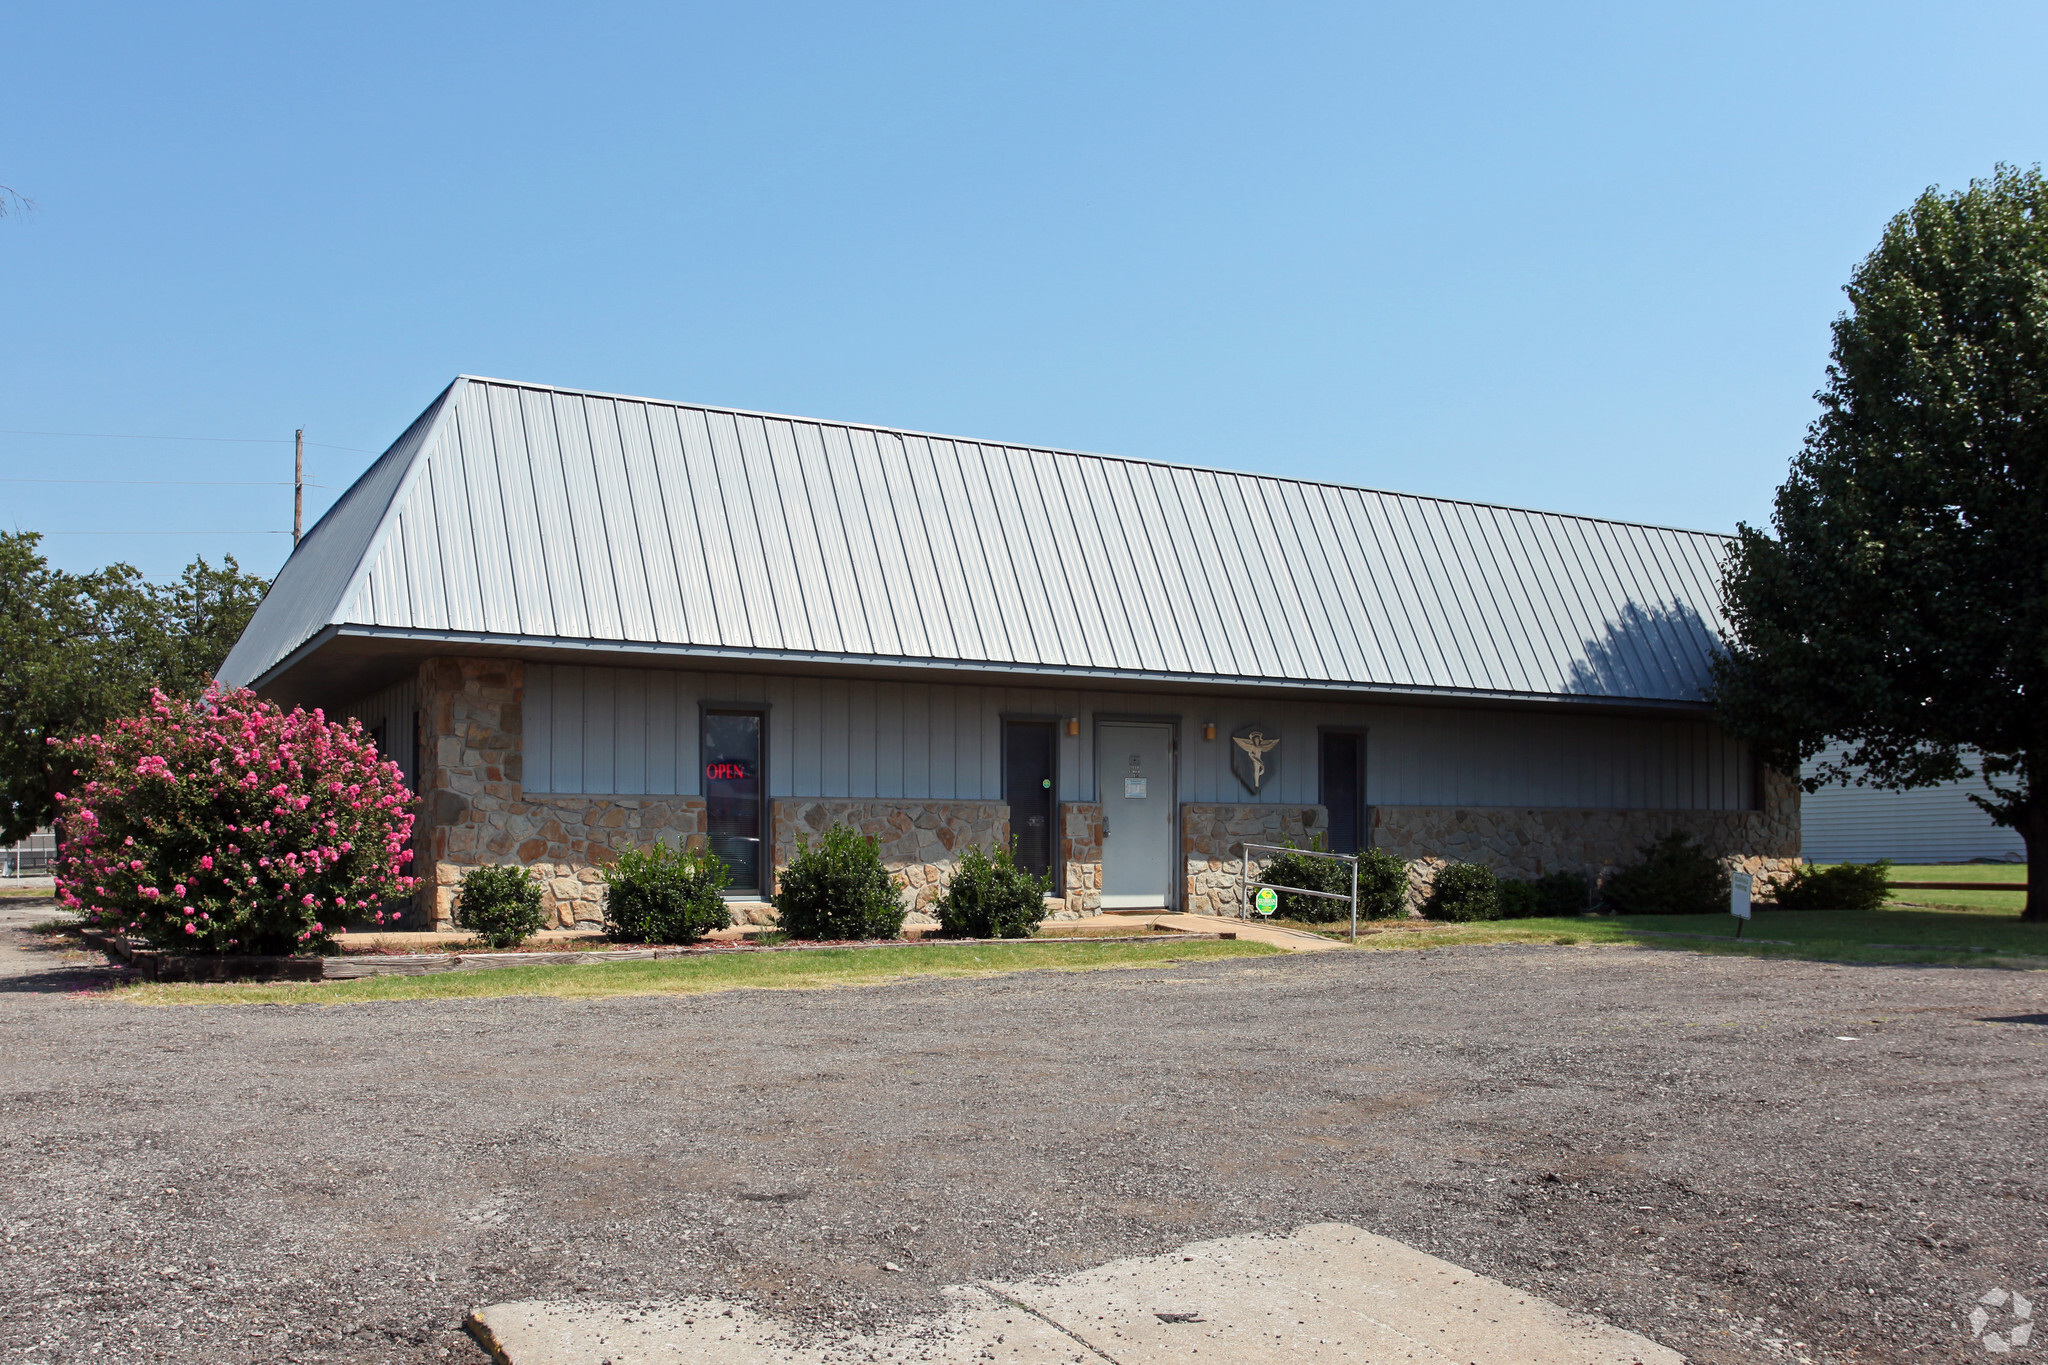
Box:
[0, 427, 374, 454]
[0, 477, 344, 490]
[27, 530, 292, 536]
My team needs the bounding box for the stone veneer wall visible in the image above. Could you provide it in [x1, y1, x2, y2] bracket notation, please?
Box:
[1370, 769, 1802, 909]
[415, 657, 711, 928]
[1181, 804, 1329, 916]
[1057, 803, 1104, 916]
[772, 799, 1013, 924]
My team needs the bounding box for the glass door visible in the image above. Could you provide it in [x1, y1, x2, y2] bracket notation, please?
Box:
[702, 709, 764, 892]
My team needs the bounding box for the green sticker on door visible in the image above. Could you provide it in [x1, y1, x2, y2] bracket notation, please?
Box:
[1254, 886, 1278, 916]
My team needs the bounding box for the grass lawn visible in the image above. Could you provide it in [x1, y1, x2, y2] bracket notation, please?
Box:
[1852, 862, 2032, 912]
[1273, 902, 2045, 967]
[109, 938, 1282, 1007]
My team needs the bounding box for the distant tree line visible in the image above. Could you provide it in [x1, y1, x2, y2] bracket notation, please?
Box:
[0, 531, 269, 842]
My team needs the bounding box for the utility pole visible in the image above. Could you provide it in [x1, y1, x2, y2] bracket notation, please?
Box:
[293, 429, 304, 547]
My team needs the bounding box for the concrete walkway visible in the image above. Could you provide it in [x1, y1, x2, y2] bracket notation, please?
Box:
[1048, 911, 1345, 952]
[468, 1223, 1680, 1364]
[0, 895, 126, 991]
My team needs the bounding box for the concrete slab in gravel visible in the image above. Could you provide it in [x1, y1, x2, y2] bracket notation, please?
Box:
[468, 1223, 1680, 1364]
[468, 1286, 1091, 1363]
[993, 1222, 1682, 1364]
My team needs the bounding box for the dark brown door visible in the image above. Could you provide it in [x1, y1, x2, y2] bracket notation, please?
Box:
[1003, 719, 1057, 881]
[1321, 731, 1364, 854]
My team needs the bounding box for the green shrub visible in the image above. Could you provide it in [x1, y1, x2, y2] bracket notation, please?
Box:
[1599, 832, 1729, 916]
[1534, 870, 1592, 917]
[1425, 862, 1500, 921]
[774, 825, 906, 940]
[935, 843, 1051, 938]
[1256, 841, 1410, 921]
[453, 864, 549, 948]
[1495, 878, 1540, 918]
[1772, 859, 1892, 911]
[1356, 847, 1410, 918]
[1259, 839, 1353, 922]
[601, 841, 733, 945]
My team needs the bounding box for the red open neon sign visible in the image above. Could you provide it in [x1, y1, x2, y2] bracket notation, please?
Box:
[705, 761, 752, 782]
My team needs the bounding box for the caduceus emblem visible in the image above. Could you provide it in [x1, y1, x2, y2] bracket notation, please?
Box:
[1233, 728, 1279, 789]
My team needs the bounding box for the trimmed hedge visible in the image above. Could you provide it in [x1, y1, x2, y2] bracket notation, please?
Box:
[1257, 842, 1411, 921]
[454, 864, 548, 948]
[1773, 859, 1891, 911]
[1425, 862, 1500, 921]
[601, 841, 733, 945]
[774, 824, 906, 940]
[1599, 832, 1729, 916]
[1258, 840, 1352, 921]
[935, 843, 1051, 938]
[1497, 870, 1594, 918]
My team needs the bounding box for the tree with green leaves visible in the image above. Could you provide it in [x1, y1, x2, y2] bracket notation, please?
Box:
[0, 532, 269, 842]
[1712, 165, 2048, 920]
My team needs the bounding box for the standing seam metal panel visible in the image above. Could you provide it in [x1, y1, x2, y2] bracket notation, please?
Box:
[519, 389, 592, 640]
[483, 385, 554, 638]
[450, 385, 519, 636]
[613, 402, 690, 646]
[762, 420, 838, 655]
[232, 377, 1742, 705]
[789, 423, 872, 657]
[818, 424, 901, 658]
[736, 415, 816, 654]
[581, 398, 659, 644]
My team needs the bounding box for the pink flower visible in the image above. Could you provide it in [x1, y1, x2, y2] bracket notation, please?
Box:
[183, 923, 197, 935]
[173, 884, 186, 898]
[199, 856, 213, 870]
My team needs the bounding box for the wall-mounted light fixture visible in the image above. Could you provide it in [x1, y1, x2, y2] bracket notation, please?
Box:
[1203, 722, 1217, 741]
[1065, 716, 1079, 737]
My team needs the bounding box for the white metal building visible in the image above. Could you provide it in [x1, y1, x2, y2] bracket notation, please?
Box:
[1800, 746, 2025, 864]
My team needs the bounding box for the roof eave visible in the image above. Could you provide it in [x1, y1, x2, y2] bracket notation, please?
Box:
[266, 624, 1715, 717]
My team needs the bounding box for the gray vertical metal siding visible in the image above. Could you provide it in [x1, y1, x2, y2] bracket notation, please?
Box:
[223, 376, 1740, 707]
[521, 665, 1755, 811]
[341, 676, 419, 791]
[1800, 745, 2026, 863]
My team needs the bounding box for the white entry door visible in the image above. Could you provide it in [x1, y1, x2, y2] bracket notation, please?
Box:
[1097, 722, 1175, 909]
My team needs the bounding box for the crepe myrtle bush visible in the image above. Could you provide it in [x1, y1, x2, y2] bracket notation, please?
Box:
[454, 864, 549, 948]
[50, 687, 417, 956]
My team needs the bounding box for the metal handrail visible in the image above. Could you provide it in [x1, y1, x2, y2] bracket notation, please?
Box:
[1237, 842, 1361, 944]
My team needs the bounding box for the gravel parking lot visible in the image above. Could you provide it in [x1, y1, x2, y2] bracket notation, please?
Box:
[2, 900, 2044, 1365]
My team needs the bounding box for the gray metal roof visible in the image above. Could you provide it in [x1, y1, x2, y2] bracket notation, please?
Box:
[220, 376, 1734, 705]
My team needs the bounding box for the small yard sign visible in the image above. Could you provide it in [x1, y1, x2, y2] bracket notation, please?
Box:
[1731, 870, 1753, 937]
[1254, 886, 1278, 916]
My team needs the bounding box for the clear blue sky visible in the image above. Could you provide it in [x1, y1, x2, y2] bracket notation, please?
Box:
[3, 2, 2043, 581]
